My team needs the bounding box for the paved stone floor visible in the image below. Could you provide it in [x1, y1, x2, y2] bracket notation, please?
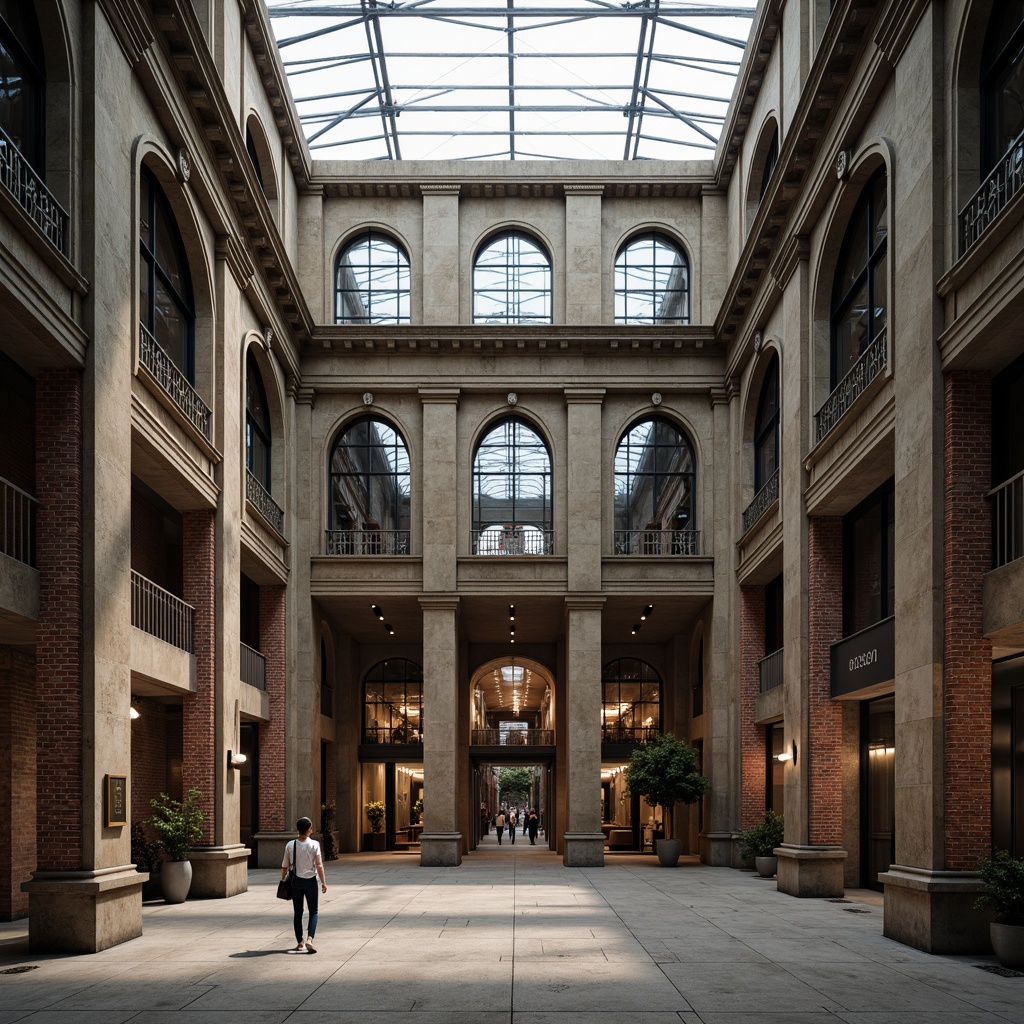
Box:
[2, 833, 1023, 1023]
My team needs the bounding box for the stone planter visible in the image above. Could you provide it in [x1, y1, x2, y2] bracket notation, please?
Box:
[656, 838, 681, 867]
[160, 860, 192, 904]
[991, 922, 1024, 970]
[755, 855, 778, 878]
[363, 832, 387, 852]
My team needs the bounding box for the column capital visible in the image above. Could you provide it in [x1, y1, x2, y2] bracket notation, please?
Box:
[419, 595, 461, 613]
[419, 183, 462, 195]
[564, 388, 606, 405]
[563, 183, 605, 195]
[564, 595, 606, 614]
[419, 387, 461, 404]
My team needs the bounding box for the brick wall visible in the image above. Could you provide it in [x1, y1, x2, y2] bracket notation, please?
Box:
[807, 516, 843, 846]
[130, 697, 171, 833]
[35, 371, 83, 871]
[739, 586, 766, 829]
[131, 488, 170, 590]
[944, 371, 992, 870]
[0, 646, 36, 919]
[259, 584, 286, 832]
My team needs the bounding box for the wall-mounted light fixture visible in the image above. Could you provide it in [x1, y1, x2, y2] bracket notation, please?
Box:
[130, 704, 140, 720]
[776, 741, 797, 765]
[228, 750, 247, 769]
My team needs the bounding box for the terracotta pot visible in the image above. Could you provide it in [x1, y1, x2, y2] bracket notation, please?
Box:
[656, 838, 681, 866]
[755, 855, 778, 877]
[991, 922, 1024, 970]
[160, 859, 192, 904]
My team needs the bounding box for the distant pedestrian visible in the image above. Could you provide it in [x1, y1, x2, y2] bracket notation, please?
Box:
[281, 816, 327, 953]
[522, 811, 528, 836]
[528, 810, 539, 844]
[508, 808, 517, 844]
[495, 810, 506, 844]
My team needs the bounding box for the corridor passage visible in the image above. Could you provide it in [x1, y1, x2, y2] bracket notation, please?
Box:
[1, 852, 1020, 1023]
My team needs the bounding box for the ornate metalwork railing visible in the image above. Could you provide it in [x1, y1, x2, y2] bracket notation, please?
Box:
[742, 469, 779, 534]
[240, 641, 266, 690]
[138, 324, 212, 441]
[0, 126, 68, 255]
[325, 528, 409, 555]
[246, 470, 284, 535]
[130, 570, 195, 653]
[472, 525, 554, 555]
[1, 475, 37, 567]
[614, 528, 701, 555]
[815, 329, 887, 442]
[759, 648, 784, 693]
[990, 470, 1023, 570]
[960, 128, 1024, 256]
[471, 728, 554, 746]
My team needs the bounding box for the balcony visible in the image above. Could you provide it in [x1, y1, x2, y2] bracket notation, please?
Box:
[960, 128, 1024, 257]
[990, 470, 1023, 570]
[138, 324, 212, 442]
[1, 476, 37, 568]
[472, 524, 554, 555]
[471, 728, 554, 746]
[815, 329, 887, 442]
[325, 528, 409, 555]
[742, 469, 779, 534]
[601, 724, 658, 744]
[759, 648, 783, 693]
[0, 126, 68, 256]
[240, 641, 266, 690]
[130, 570, 194, 653]
[246, 470, 284, 535]
[614, 528, 701, 555]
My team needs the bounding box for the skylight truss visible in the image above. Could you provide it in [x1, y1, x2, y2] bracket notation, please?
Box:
[266, 0, 756, 161]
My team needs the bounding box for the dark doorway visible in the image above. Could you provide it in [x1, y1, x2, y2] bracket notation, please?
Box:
[861, 695, 895, 890]
[240, 722, 258, 864]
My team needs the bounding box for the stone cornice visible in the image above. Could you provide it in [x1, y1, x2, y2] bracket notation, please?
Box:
[419, 184, 463, 195]
[564, 388, 607, 404]
[418, 387, 461, 403]
[97, 0, 155, 67]
[216, 234, 255, 290]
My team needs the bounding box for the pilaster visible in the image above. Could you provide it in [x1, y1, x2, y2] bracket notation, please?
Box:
[563, 184, 603, 324]
[421, 389, 459, 590]
[421, 185, 461, 325]
[565, 389, 604, 591]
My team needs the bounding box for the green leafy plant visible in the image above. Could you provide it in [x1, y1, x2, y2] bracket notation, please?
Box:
[146, 788, 205, 862]
[626, 732, 709, 838]
[320, 802, 338, 860]
[365, 800, 386, 833]
[412, 798, 424, 824]
[974, 850, 1024, 925]
[130, 821, 161, 874]
[498, 766, 532, 806]
[740, 809, 784, 860]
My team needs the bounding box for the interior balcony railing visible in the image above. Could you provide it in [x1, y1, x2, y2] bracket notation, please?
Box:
[364, 725, 422, 744]
[130, 569, 195, 653]
[240, 641, 266, 690]
[759, 647, 784, 693]
[815, 329, 888, 443]
[0, 126, 69, 256]
[960, 127, 1024, 257]
[1, 475, 37, 568]
[472, 525, 554, 555]
[742, 469, 779, 534]
[325, 528, 409, 555]
[601, 724, 659, 744]
[990, 469, 1023, 570]
[138, 324, 212, 442]
[614, 527, 701, 556]
[245, 469, 284, 535]
[471, 728, 554, 746]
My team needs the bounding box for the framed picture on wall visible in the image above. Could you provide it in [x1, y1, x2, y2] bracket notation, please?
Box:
[105, 774, 128, 827]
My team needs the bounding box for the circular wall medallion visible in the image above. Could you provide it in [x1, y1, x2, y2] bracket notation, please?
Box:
[176, 148, 191, 183]
[362, 392, 374, 406]
[507, 392, 518, 406]
[651, 392, 662, 406]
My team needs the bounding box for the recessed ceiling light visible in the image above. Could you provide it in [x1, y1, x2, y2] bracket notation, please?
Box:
[372, 604, 384, 620]
[641, 604, 654, 620]
[384, 623, 395, 635]
[631, 624, 641, 635]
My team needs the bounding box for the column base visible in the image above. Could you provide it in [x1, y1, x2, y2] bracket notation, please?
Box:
[700, 831, 737, 866]
[420, 832, 462, 866]
[188, 845, 250, 898]
[562, 833, 605, 867]
[254, 832, 295, 869]
[22, 866, 146, 953]
[879, 864, 989, 954]
[776, 844, 847, 897]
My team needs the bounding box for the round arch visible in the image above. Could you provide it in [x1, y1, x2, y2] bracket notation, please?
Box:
[330, 226, 414, 325]
[470, 225, 554, 325]
[745, 114, 781, 230]
[244, 112, 279, 202]
[241, 330, 288, 511]
[470, 656, 556, 743]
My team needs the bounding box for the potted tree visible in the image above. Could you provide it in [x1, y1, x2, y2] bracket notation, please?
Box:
[974, 850, 1024, 969]
[146, 787, 205, 903]
[740, 809, 785, 877]
[364, 800, 387, 851]
[626, 733, 709, 866]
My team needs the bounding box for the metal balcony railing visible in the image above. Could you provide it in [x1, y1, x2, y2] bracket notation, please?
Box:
[815, 329, 887, 442]
[1, 475, 37, 567]
[472, 525, 554, 555]
[742, 469, 779, 534]
[325, 528, 409, 555]
[759, 648, 784, 693]
[240, 641, 266, 690]
[471, 728, 554, 746]
[990, 470, 1024, 570]
[960, 127, 1024, 256]
[614, 528, 701, 555]
[130, 570, 195, 653]
[138, 324, 212, 441]
[364, 725, 422, 744]
[246, 470, 284, 535]
[0, 126, 68, 255]
[601, 724, 659, 744]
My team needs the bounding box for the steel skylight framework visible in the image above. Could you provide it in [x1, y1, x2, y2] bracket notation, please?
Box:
[266, 0, 756, 161]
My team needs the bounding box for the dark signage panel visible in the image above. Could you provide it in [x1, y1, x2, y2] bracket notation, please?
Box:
[831, 617, 895, 698]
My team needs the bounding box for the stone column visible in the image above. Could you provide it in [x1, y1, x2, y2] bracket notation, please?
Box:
[256, 584, 288, 865]
[565, 390, 604, 591]
[564, 185, 603, 324]
[421, 185, 461, 325]
[739, 586, 765, 831]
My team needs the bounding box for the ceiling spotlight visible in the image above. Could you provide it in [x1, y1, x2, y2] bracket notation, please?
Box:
[631, 624, 642, 635]
[130, 705, 140, 720]
[641, 604, 654, 620]
[384, 623, 395, 635]
[509, 604, 515, 620]
[372, 604, 384, 620]
[510, 637, 515, 644]
[510, 624, 516, 635]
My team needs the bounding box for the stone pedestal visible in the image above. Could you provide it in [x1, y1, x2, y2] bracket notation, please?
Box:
[420, 832, 462, 866]
[188, 845, 250, 898]
[776, 844, 846, 897]
[700, 831, 736, 866]
[879, 864, 989, 954]
[254, 831, 295, 869]
[562, 833, 605, 867]
[23, 867, 145, 953]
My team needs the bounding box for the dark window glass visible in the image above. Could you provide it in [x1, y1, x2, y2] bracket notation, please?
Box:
[754, 354, 780, 490]
[758, 126, 779, 202]
[320, 638, 333, 718]
[982, 2, 1024, 175]
[614, 233, 689, 325]
[764, 573, 783, 654]
[245, 125, 264, 191]
[363, 659, 423, 743]
[993, 351, 1024, 486]
[473, 232, 551, 324]
[842, 479, 895, 635]
[335, 232, 410, 324]
[601, 658, 661, 743]
[246, 351, 272, 490]
[0, 0, 45, 172]
[240, 572, 260, 649]
[693, 636, 704, 718]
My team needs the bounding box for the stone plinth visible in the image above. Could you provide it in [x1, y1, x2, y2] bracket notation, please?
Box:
[420, 832, 462, 866]
[254, 831, 295, 869]
[700, 831, 736, 866]
[775, 844, 846, 897]
[562, 832, 604, 867]
[188, 845, 250, 897]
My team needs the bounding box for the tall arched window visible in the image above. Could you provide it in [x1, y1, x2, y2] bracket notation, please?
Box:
[246, 351, 271, 490]
[139, 166, 195, 381]
[473, 232, 552, 324]
[335, 232, 411, 324]
[830, 170, 887, 390]
[364, 658, 423, 744]
[472, 418, 552, 554]
[982, 2, 1024, 176]
[0, 0, 45, 172]
[759, 126, 779, 202]
[614, 234, 689, 325]
[614, 418, 696, 555]
[328, 417, 411, 555]
[602, 658, 660, 743]
[754, 353, 780, 491]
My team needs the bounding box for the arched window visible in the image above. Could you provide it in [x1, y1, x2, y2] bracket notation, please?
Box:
[830, 170, 887, 390]
[327, 417, 410, 555]
[0, 0, 45, 172]
[614, 234, 689, 325]
[614, 418, 696, 555]
[335, 232, 411, 324]
[364, 658, 423, 744]
[754, 353, 780, 491]
[139, 166, 195, 381]
[982, 2, 1024, 176]
[473, 232, 552, 324]
[472, 418, 552, 554]
[245, 351, 271, 490]
[245, 124, 264, 192]
[759, 126, 779, 202]
[602, 658, 660, 743]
